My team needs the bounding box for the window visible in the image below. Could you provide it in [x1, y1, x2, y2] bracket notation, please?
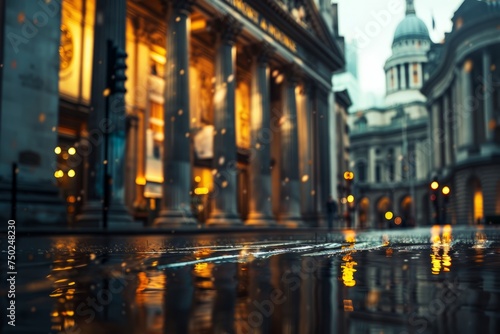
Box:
[405, 63, 410, 88]
[357, 161, 367, 182]
[388, 163, 394, 182]
[153, 141, 162, 160]
[413, 63, 419, 84]
[375, 164, 382, 183]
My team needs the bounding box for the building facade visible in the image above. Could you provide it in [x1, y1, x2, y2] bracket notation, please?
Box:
[0, 0, 344, 228]
[349, 0, 431, 228]
[422, 0, 500, 225]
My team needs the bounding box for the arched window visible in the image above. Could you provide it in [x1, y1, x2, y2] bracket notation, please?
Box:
[470, 177, 483, 223]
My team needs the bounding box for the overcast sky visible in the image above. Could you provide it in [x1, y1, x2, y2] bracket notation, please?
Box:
[334, 0, 464, 98]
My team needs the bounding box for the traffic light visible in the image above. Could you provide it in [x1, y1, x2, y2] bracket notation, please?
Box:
[107, 40, 127, 95]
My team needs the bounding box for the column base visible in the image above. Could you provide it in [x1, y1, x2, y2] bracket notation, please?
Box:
[76, 200, 135, 228]
[206, 211, 242, 227]
[245, 212, 276, 227]
[154, 209, 197, 228]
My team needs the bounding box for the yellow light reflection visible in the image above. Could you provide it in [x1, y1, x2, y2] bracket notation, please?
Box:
[429, 225, 453, 274]
[343, 230, 356, 243]
[343, 299, 354, 312]
[194, 187, 209, 195]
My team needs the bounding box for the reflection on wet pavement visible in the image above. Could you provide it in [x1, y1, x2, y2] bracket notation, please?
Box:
[2, 226, 500, 333]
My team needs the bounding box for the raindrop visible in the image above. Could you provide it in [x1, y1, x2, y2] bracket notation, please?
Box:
[284, 177, 289, 183]
[90, 254, 96, 260]
[221, 128, 226, 135]
[310, 190, 316, 196]
[255, 143, 261, 149]
[212, 169, 218, 175]
[227, 74, 234, 82]
[176, 16, 181, 22]
[219, 156, 225, 165]
[178, 109, 183, 115]
[192, 117, 197, 123]
[301, 175, 309, 182]
[185, 132, 190, 137]
[179, 69, 185, 75]
[222, 180, 228, 188]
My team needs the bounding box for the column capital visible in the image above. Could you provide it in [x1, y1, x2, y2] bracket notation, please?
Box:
[131, 16, 155, 44]
[210, 15, 242, 44]
[281, 63, 301, 85]
[247, 42, 275, 64]
[161, 0, 196, 15]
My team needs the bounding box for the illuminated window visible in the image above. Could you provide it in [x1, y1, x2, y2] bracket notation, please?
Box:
[149, 102, 164, 134]
[413, 63, 419, 84]
[474, 190, 483, 222]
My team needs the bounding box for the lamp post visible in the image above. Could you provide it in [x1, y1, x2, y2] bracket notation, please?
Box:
[430, 179, 439, 225]
[343, 171, 354, 228]
[441, 186, 451, 225]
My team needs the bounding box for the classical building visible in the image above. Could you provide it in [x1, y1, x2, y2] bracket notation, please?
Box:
[0, 0, 344, 228]
[349, 0, 431, 228]
[422, 0, 500, 224]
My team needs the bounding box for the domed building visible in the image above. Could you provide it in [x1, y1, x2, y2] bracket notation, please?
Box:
[385, 0, 431, 106]
[349, 0, 431, 228]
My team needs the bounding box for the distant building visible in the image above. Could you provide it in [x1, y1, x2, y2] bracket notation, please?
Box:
[422, 0, 500, 224]
[349, 0, 431, 228]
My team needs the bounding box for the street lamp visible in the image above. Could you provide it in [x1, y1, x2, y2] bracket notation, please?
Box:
[343, 171, 355, 228]
[430, 178, 440, 225]
[441, 186, 451, 224]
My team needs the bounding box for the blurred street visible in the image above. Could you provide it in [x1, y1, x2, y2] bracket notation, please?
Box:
[1, 225, 499, 333]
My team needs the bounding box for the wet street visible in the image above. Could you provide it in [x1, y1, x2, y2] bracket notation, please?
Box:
[2, 225, 500, 334]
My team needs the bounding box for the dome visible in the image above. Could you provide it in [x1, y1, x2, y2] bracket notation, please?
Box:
[393, 14, 430, 44]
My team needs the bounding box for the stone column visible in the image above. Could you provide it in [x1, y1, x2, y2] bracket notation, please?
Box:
[245, 43, 275, 226]
[297, 81, 317, 225]
[400, 64, 407, 89]
[206, 16, 242, 227]
[78, 0, 133, 227]
[460, 59, 474, 152]
[451, 76, 460, 160]
[154, 0, 196, 227]
[317, 87, 332, 225]
[483, 49, 494, 142]
[278, 66, 303, 227]
[386, 70, 391, 92]
[125, 115, 139, 208]
[443, 93, 452, 166]
[431, 100, 441, 170]
[393, 66, 400, 90]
